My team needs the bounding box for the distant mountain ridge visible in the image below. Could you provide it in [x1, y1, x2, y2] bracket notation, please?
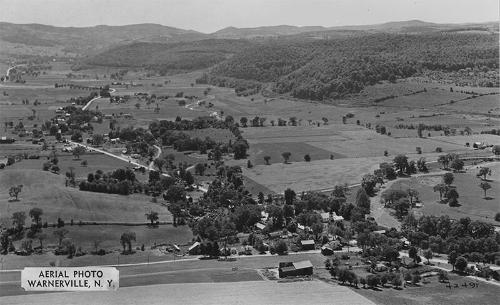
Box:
[0, 20, 497, 58]
[212, 25, 328, 38]
[0, 22, 207, 54]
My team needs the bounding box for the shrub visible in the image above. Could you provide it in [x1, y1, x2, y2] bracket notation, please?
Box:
[436, 147, 442, 153]
[495, 212, 500, 222]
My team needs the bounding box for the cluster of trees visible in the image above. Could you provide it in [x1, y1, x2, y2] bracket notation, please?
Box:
[196, 74, 262, 96]
[63, 105, 102, 131]
[381, 188, 419, 218]
[433, 173, 460, 206]
[149, 116, 248, 159]
[480, 129, 500, 135]
[402, 214, 499, 265]
[65, 92, 99, 106]
[42, 151, 61, 174]
[1, 208, 47, 255]
[149, 116, 231, 132]
[394, 123, 448, 132]
[325, 255, 414, 289]
[79, 168, 141, 195]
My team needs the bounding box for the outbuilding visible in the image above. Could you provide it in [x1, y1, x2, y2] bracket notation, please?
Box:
[300, 239, 315, 251]
[278, 260, 313, 278]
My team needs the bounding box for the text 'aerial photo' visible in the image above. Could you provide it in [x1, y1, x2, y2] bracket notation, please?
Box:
[0, 0, 499, 304]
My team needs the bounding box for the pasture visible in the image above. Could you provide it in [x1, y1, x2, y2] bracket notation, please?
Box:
[248, 142, 340, 165]
[242, 157, 387, 193]
[388, 165, 500, 224]
[0, 169, 171, 225]
[5, 150, 140, 181]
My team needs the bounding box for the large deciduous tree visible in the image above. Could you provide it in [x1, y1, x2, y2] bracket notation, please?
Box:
[479, 181, 491, 198]
[120, 231, 136, 253]
[29, 208, 43, 226]
[145, 211, 159, 225]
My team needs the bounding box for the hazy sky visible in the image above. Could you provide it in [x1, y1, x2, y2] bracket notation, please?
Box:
[0, 0, 498, 33]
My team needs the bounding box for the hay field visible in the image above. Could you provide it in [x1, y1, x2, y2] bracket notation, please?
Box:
[0, 280, 376, 305]
[0, 169, 171, 225]
[243, 157, 387, 193]
[6, 152, 138, 181]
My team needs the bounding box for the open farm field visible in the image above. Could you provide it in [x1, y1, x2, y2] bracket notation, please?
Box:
[0, 169, 171, 225]
[214, 94, 351, 124]
[308, 133, 484, 157]
[243, 157, 387, 193]
[6, 152, 138, 180]
[248, 142, 340, 165]
[241, 124, 356, 144]
[388, 165, 500, 224]
[370, 87, 470, 109]
[0, 102, 70, 128]
[159, 147, 208, 166]
[92, 97, 205, 121]
[14, 224, 192, 252]
[440, 93, 500, 115]
[0, 87, 89, 104]
[0, 143, 42, 156]
[0, 280, 377, 305]
[182, 128, 235, 143]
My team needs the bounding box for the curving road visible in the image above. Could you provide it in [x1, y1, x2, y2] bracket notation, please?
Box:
[81, 87, 116, 111]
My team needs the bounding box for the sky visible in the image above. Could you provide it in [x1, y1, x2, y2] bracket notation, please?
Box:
[0, 0, 498, 33]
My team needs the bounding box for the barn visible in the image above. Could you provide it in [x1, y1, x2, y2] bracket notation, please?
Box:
[278, 260, 313, 278]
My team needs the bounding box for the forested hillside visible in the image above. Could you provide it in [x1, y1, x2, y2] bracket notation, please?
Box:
[84, 39, 251, 74]
[205, 32, 499, 100]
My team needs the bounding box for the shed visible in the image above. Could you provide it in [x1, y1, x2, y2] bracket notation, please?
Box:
[320, 212, 330, 223]
[300, 239, 315, 251]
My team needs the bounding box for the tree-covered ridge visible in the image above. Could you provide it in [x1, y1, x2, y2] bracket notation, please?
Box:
[85, 39, 252, 73]
[208, 33, 499, 100]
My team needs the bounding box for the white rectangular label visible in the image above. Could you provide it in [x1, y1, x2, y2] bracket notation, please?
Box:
[21, 267, 119, 291]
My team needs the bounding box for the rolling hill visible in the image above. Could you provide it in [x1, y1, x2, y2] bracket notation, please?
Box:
[0, 169, 172, 224]
[0, 22, 207, 57]
[212, 25, 328, 39]
[83, 39, 252, 73]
